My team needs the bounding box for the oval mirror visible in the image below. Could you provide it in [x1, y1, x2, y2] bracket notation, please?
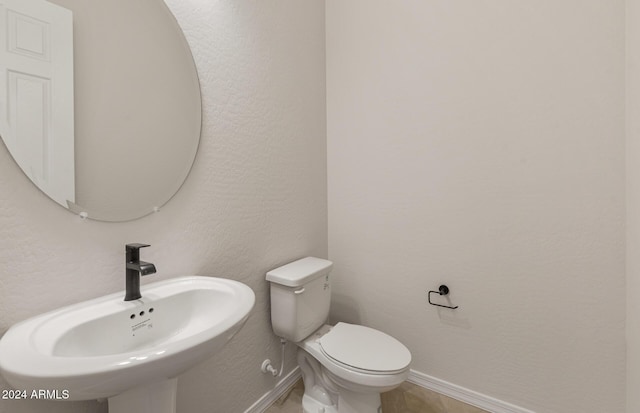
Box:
[0, 0, 201, 222]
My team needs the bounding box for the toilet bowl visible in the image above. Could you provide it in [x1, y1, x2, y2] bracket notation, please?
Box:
[296, 323, 410, 413]
[266, 257, 412, 413]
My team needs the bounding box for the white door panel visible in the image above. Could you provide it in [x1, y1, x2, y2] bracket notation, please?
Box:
[0, 0, 74, 207]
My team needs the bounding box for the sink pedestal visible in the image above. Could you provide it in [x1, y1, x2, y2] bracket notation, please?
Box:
[108, 378, 177, 413]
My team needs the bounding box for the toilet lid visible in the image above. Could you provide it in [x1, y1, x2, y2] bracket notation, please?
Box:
[319, 323, 411, 372]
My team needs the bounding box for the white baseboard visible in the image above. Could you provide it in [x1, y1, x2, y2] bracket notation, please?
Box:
[244, 367, 302, 413]
[244, 366, 533, 413]
[408, 369, 535, 413]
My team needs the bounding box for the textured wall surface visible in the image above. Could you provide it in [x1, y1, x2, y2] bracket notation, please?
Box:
[0, 1, 326, 412]
[628, 0, 640, 410]
[326, 1, 626, 413]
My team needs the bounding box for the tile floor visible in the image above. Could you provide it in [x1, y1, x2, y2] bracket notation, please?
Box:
[265, 379, 489, 413]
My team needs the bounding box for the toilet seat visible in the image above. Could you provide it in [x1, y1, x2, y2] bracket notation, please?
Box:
[297, 323, 411, 396]
[319, 323, 411, 374]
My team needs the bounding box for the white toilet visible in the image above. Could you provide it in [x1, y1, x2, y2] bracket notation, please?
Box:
[266, 257, 411, 413]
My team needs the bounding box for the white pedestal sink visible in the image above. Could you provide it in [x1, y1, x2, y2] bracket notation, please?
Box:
[0, 276, 255, 413]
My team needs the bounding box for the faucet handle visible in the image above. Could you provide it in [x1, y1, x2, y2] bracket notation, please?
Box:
[126, 243, 150, 251]
[125, 243, 151, 261]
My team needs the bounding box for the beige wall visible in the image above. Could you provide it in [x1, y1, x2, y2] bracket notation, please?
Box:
[0, 1, 326, 412]
[326, 1, 625, 412]
[628, 0, 640, 411]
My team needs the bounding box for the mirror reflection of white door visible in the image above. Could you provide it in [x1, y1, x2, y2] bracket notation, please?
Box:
[0, 0, 74, 207]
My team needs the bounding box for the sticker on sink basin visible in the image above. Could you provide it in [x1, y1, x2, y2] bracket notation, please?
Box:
[131, 318, 153, 335]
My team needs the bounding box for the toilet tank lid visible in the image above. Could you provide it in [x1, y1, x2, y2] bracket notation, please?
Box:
[266, 257, 333, 287]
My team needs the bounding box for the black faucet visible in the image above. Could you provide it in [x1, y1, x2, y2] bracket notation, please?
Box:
[125, 243, 157, 301]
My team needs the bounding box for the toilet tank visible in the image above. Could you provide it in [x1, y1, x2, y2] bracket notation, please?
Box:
[266, 257, 333, 342]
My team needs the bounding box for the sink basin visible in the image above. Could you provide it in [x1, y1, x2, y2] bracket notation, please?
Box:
[0, 276, 255, 412]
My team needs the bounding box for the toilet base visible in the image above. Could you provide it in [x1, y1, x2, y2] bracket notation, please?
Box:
[337, 389, 381, 413]
[302, 394, 338, 413]
[298, 347, 383, 413]
[302, 390, 381, 413]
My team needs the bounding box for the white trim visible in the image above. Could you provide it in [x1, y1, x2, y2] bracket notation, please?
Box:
[407, 370, 536, 413]
[244, 367, 302, 413]
[245, 366, 534, 413]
